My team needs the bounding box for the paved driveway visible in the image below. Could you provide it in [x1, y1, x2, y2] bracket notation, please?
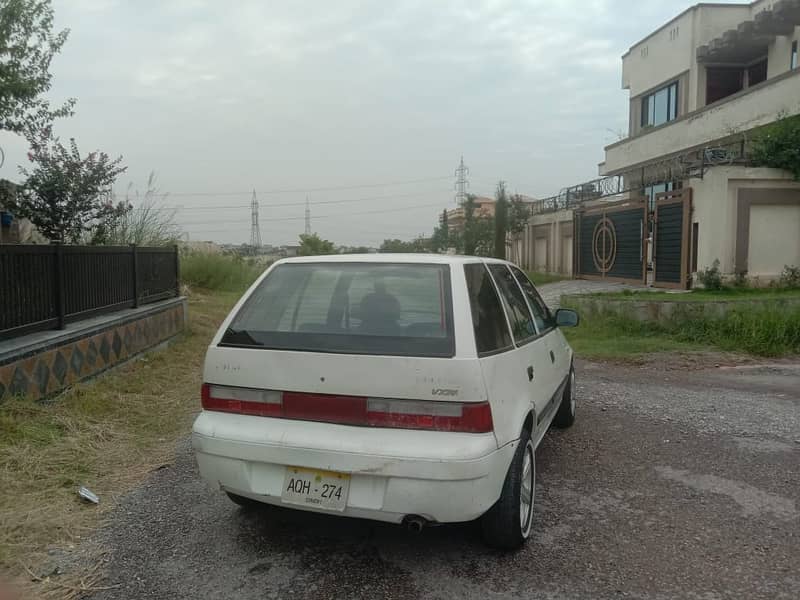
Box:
[537, 279, 650, 308]
[80, 360, 800, 600]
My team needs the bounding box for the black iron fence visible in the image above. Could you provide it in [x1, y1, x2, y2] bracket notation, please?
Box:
[531, 137, 750, 214]
[0, 244, 180, 341]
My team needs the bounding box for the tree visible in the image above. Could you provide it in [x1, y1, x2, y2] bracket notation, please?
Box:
[10, 129, 127, 242]
[462, 195, 478, 255]
[298, 232, 335, 256]
[507, 194, 531, 263]
[494, 181, 508, 259]
[379, 237, 431, 253]
[430, 209, 450, 253]
[0, 0, 75, 134]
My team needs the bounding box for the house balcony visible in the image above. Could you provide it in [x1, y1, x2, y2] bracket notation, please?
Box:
[601, 65, 800, 176]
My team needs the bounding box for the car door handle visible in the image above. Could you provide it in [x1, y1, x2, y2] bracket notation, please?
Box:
[549, 350, 555, 364]
[527, 366, 534, 381]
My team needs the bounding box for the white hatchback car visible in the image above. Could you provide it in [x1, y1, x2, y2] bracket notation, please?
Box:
[193, 255, 579, 548]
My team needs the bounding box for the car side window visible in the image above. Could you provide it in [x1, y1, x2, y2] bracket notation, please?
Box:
[464, 264, 513, 356]
[509, 266, 554, 332]
[487, 264, 537, 344]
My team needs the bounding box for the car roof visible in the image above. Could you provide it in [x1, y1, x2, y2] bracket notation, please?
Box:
[275, 254, 513, 266]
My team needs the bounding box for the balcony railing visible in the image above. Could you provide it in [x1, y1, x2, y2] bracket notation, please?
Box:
[601, 67, 800, 176]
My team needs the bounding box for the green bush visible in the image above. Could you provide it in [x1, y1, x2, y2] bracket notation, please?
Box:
[673, 304, 800, 357]
[750, 114, 800, 180]
[779, 265, 800, 289]
[564, 299, 800, 358]
[181, 252, 266, 292]
[697, 259, 724, 291]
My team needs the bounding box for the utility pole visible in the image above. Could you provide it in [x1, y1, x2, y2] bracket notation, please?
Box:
[454, 155, 469, 205]
[304, 196, 311, 236]
[249, 189, 262, 252]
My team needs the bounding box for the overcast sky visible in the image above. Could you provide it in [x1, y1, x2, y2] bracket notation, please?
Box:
[0, 0, 748, 247]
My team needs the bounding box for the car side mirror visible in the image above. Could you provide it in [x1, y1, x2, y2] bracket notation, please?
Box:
[555, 308, 579, 328]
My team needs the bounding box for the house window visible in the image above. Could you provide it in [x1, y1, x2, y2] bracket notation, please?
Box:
[792, 41, 798, 70]
[706, 58, 768, 105]
[641, 81, 678, 128]
[747, 58, 767, 87]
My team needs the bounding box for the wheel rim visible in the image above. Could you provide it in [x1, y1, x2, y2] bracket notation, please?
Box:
[519, 442, 534, 534]
[569, 370, 576, 415]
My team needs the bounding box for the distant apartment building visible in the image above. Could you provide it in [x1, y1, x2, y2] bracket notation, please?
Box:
[598, 0, 800, 282]
[443, 195, 540, 234]
[441, 197, 496, 233]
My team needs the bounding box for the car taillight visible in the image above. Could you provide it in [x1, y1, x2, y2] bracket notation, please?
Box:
[200, 384, 493, 433]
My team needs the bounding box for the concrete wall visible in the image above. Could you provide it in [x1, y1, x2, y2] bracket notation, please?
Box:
[689, 166, 800, 278]
[0, 298, 186, 402]
[602, 69, 800, 174]
[509, 209, 573, 275]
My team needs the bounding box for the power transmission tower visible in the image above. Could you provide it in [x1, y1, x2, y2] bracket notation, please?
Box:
[454, 155, 469, 205]
[249, 189, 262, 250]
[304, 196, 311, 235]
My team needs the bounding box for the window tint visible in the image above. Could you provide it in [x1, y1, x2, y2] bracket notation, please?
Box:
[487, 264, 536, 344]
[464, 263, 512, 355]
[509, 266, 553, 332]
[223, 263, 454, 357]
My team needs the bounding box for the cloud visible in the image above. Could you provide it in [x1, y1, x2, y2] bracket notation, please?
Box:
[0, 0, 742, 246]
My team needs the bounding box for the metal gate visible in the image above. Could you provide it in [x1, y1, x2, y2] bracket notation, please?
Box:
[652, 189, 692, 289]
[574, 200, 647, 284]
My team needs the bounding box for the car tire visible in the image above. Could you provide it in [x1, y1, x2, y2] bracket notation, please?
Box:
[553, 366, 576, 429]
[226, 491, 262, 510]
[481, 430, 535, 550]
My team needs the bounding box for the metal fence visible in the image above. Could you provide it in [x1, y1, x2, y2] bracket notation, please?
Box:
[531, 137, 749, 215]
[0, 244, 179, 341]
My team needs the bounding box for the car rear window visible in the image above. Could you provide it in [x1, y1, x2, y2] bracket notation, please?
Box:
[221, 262, 455, 357]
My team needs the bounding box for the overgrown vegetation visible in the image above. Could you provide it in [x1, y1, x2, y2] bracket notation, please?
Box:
[750, 114, 800, 180]
[779, 264, 800, 289]
[697, 259, 724, 290]
[564, 300, 800, 358]
[180, 252, 266, 292]
[0, 291, 238, 597]
[93, 172, 182, 246]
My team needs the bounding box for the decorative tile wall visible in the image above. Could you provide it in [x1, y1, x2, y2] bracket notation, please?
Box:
[0, 302, 185, 402]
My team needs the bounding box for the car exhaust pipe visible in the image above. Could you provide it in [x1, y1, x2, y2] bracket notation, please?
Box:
[402, 515, 427, 533]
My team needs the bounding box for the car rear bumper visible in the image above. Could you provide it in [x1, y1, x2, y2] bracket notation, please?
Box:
[192, 411, 516, 523]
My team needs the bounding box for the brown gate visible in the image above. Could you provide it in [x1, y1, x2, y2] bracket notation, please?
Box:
[652, 189, 692, 289]
[574, 200, 647, 284]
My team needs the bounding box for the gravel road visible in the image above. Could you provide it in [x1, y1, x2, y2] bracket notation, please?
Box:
[83, 359, 799, 600]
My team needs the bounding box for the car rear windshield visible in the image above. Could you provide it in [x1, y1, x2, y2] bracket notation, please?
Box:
[221, 262, 455, 357]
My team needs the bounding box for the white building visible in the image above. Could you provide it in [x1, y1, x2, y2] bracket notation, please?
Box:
[600, 0, 800, 283]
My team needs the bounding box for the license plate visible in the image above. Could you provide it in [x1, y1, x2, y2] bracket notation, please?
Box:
[281, 467, 350, 512]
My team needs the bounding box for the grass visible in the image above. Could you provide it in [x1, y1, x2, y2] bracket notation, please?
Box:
[527, 272, 569, 286]
[180, 252, 267, 292]
[562, 313, 707, 359]
[0, 289, 240, 598]
[586, 287, 800, 302]
[563, 301, 800, 359]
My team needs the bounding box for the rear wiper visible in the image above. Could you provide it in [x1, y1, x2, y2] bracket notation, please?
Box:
[222, 328, 263, 346]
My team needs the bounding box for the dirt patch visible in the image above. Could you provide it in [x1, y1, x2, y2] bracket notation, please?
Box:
[581, 350, 757, 371]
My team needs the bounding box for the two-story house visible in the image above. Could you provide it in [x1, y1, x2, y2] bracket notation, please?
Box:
[600, 0, 800, 282]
